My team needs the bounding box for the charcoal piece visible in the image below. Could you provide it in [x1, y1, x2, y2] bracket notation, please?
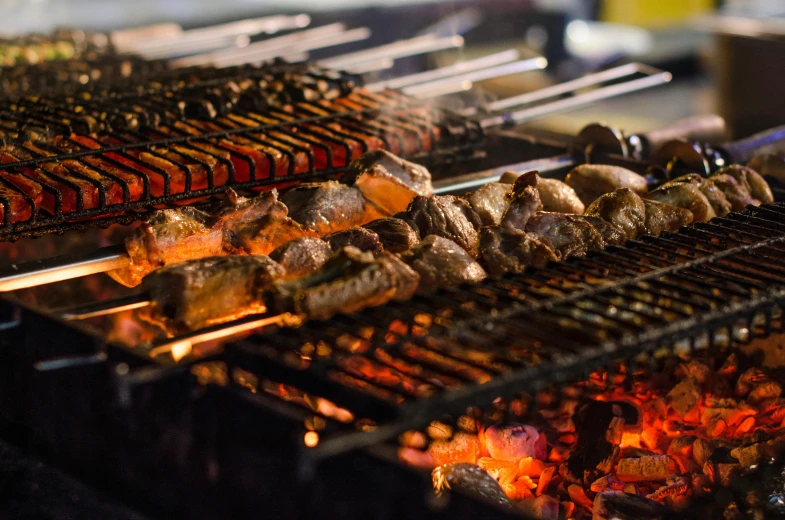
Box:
[405, 195, 482, 257]
[267, 247, 420, 320]
[268, 236, 332, 279]
[592, 490, 672, 520]
[400, 235, 486, 292]
[561, 401, 625, 485]
[501, 171, 542, 231]
[144, 255, 285, 332]
[585, 188, 647, 240]
[524, 212, 605, 259]
[324, 227, 384, 255]
[467, 182, 510, 226]
[643, 199, 694, 236]
[432, 463, 511, 509]
[479, 226, 558, 276]
[362, 217, 419, 253]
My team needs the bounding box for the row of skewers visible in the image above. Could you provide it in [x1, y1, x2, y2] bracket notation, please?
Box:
[59, 148, 774, 336]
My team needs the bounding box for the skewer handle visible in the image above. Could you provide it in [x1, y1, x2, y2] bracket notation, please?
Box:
[0, 244, 129, 293]
[723, 125, 785, 165]
[641, 115, 727, 156]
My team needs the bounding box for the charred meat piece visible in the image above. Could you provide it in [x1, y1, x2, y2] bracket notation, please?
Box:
[643, 199, 693, 236]
[537, 177, 585, 214]
[400, 235, 486, 292]
[405, 195, 482, 257]
[718, 164, 774, 204]
[585, 188, 647, 240]
[345, 150, 432, 215]
[432, 463, 511, 509]
[583, 216, 626, 247]
[525, 212, 605, 259]
[280, 181, 384, 235]
[665, 174, 732, 217]
[324, 227, 384, 255]
[501, 171, 542, 231]
[645, 183, 716, 222]
[467, 182, 510, 226]
[220, 189, 281, 250]
[224, 199, 314, 256]
[268, 236, 332, 279]
[144, 255, 285, 332]
[266, 246, 420, 320]
[707, 173, 757, 212]
[565, 164, 648, 206]
[479, 226, 559, 276]
[362, 217, 419, 253]
[108, 207, 224, 287]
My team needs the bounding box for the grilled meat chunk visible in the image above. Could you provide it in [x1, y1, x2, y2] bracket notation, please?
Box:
[537, 177, 585, 214]
[501, 171, 542, 231]
[268, 236, 332, 279]
[223, 199, 314, 255]
[432, 463, 511, 509]
[565, 164, 648, 206]
[468, 182, 510, 226]
[525, 212, 605, 259]
[643, 199, 693, 236]
[585, 188, 647, 240]
[717, 164, 774, 204]
[362, 217, 419, 253]
[345, 150, 432, 215]
[324, 227, 384, 255]
[144, 255, 285, 332]
[583, 216, 626, 247]
[707, 173, 757, 211]
[645, 183, 716, 222]
[405, 195, 482, 257]
[665, 174, 732, 217]
[479, 226, 559, 276]
[267, 246, 420, 320]
[280, 181, 384, 235]
[109, 207, 224, 287]
[400, 235, 486, 292]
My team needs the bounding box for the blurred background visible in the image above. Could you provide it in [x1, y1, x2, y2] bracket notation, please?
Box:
[0, 0, 783, 137]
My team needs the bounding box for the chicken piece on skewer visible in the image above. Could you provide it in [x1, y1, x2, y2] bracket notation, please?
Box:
[707, 173, 757, 212]
[717, 164, 774, 204]
[584, 188, 647, 240]
[280, 180, 385, 236]
[344, 150, 433, 215]
[564, 164, 648, 206]
[400, 235, 486, 293]
[501, 171, 542, 231]
[582, 216, 626, 247]
[524, 212, 605, 259]
[268, 236, 332, 279]
[143, 255, 284, 333]
[362, 217, 419, 253]
[324, 227, 384, 255]
[467, 182, 510, 226]
[108, 206, 224, 287]
[405, 195, 483, 258]
[663, 174, 732, 217]
[266, 246, 420, 321]
[502, 172, 585, 215]
[642, 199, 693, 236]
[479, 227, 559, 276]
[644, 183, 716, 222]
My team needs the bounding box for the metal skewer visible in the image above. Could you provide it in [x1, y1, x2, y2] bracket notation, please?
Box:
[317, 35, 464, 71]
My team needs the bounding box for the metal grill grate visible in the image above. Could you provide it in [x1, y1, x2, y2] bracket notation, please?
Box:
[226, 202, 785, 458]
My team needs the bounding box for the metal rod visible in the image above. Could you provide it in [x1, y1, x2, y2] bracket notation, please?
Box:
[403, 57, 548, 98]
[59, 293, 151, 321]
[140, 35, 253, 61]
[317, 35, 464, 70]
[365, 49, 520, 92]
[479, 64, 672, 129]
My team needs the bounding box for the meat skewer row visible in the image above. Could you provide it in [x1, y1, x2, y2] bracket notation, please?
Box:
[63, 160, 774, 335]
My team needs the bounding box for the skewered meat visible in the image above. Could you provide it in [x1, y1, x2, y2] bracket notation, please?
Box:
[221, 196, 313, 256]
[645, 183, 716, 222]
[524, 212, 605, 258]
[582, 216, 626, 247]
[748, 154, 785, 184]
[362, 217, 419, 253]
[664, 174, 732, 218]
[717, 164, 774, 204]
[584, 189, 647, 240]
[467, 182, 510, 226]
[266, 247, 420, 320]
[400, 235, 486, 292]
[537, 178, 585, 214]
[324, 227, 384, 255]
[501, 171, 542, 231]
[108, 206, 224, 287]
[405, 195, 482, 258]
[564, 164, 648, 206]
[479, 226, 559, 276]
[642, 199, 693, 236]
[268, 236, 332, 279]
[144, 255, 284, 332]
[345, 150, 433, 215]
[280, 181, 384, 235]
[219, 189, 282, 247]
[706, 173, 757, 212]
